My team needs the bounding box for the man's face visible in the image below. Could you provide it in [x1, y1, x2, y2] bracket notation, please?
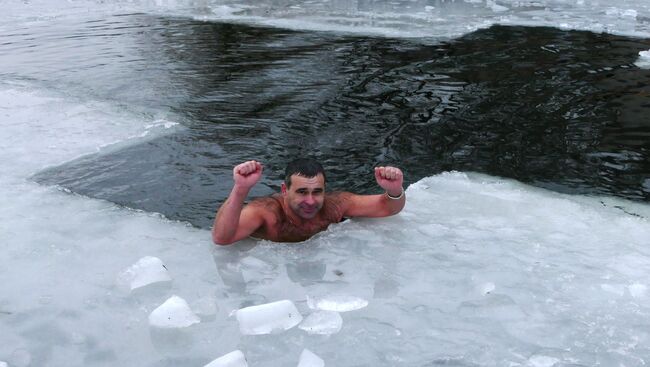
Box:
[282, 173, 325, 219]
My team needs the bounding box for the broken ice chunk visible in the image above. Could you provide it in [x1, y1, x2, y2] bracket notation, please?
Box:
[0, 361, 7, 367]
[204, 350, 248, 367]
[307, 295, 368, 312]
[299, 311, 342, 335]
[149, 295, 200, 328]
[236, 300, 302, 335]
[636, 50, 650, 69]
[297, 349, 325, 367]
[117, 256, 171, 291]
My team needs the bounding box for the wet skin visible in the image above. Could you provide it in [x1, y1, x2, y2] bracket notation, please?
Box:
[212, 160, 405, 245]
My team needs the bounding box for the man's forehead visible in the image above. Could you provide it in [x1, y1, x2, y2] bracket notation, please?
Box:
[290, 173, 325, 188]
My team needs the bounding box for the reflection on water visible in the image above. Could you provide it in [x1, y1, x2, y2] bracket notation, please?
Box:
[15, 14, 650, 227]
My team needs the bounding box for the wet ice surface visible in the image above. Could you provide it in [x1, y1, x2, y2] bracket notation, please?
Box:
[2, 1, 650, 366]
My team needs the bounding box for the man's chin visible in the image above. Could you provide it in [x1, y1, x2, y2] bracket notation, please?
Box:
[299, 209, 319, 219]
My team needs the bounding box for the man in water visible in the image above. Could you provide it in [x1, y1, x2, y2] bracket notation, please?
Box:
[212, 158, 405, 245]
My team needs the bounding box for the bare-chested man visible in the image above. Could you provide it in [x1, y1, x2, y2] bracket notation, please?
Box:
[212, 158, 405, 245]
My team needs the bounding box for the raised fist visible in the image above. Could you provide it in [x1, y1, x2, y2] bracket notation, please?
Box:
[233, 160, 263, 189]
[374, 166, 403, 197]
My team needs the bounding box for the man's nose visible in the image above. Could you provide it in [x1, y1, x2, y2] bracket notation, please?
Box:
[305, 194, 315, 205]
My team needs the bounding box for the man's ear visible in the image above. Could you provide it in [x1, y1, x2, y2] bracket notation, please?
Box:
[281, 182, 287, 195]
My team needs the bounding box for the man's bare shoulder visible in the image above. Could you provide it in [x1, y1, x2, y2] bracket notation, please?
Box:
[325, 191, 355, 204]
[323, 191, 355, 221]
[246, 195, 283, 221]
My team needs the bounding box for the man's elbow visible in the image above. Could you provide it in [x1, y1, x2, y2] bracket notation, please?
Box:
[384, 196, 405, 217]
[212, 231, 235, 246]
[386, 207, 403, 217]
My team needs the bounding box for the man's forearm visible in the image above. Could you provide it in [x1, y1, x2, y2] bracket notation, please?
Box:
[212, 185, 251, 244]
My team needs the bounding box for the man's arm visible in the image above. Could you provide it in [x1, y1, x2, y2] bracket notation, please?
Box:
[340, 166, 406, 218]
[212, 160, 265, 245]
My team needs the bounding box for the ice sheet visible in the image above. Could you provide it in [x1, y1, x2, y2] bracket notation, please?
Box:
[187, 0, 650, 41]
[3, 74, 650, 365]
[4, 0, 650, 41]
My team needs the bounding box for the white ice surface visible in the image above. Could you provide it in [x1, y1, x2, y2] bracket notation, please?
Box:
[204, 350, 248, 367]
[297, 349, 325, 367]
[236, 300, 303, 335]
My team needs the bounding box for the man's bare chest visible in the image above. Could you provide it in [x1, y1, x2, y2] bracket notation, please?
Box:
[259, 218, 332, 243]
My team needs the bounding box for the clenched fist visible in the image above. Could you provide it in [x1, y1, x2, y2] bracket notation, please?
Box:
[374, 166, 404, 198]
[233, 160, 263, 190]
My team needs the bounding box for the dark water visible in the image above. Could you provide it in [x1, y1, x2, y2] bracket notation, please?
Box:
[17, 14, 650, 228]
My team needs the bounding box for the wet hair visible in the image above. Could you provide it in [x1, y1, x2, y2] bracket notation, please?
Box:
[284, 158, 326, 188]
